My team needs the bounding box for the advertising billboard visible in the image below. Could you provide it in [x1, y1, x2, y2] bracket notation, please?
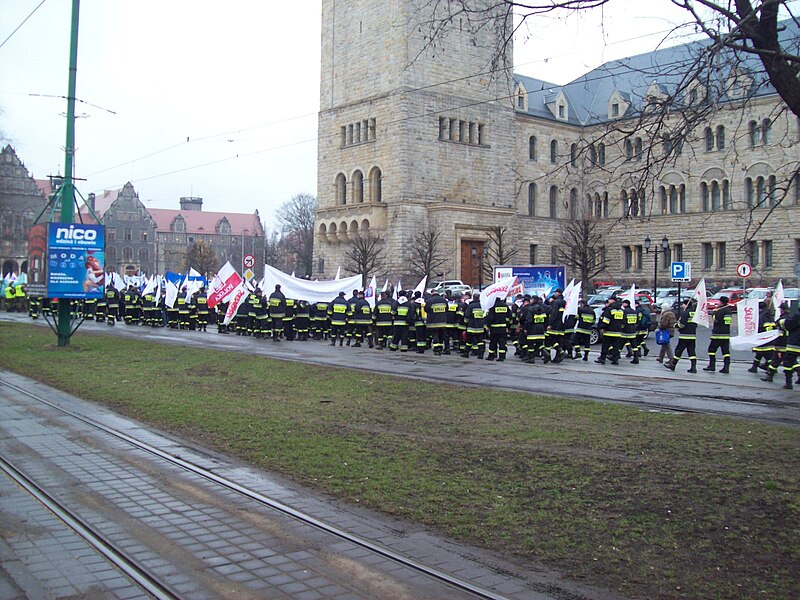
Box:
[46, 223, 105, 299]
[493, 265, 566, 299]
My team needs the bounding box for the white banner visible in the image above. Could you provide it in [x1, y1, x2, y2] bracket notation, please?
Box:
[730, 330, 782, 351]
[623, 283, 636, 306]
[480, 276, 517, 312]
[691, 278, 711, 328]
[737, 297, 760, 339]
[365, 275, 377, 309]
[563, 280, 582, 322]
[165, 279, 179, 309]
[260, 263, 363, 304]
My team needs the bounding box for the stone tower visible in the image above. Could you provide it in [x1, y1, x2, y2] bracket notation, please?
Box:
[315, 0, 518, 285]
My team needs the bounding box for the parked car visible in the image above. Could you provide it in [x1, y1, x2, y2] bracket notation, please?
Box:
[444, 284, 473, 297]
[706, 288, 745, 311]
[745, 287, 773, 303]
[427, 280, 471, 296]
[783, 288, 799, 309]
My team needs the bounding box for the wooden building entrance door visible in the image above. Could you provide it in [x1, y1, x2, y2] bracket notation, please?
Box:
[460, 240, 485, 288]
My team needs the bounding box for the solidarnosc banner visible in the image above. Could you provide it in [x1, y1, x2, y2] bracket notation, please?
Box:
[47, 223, 105, 299]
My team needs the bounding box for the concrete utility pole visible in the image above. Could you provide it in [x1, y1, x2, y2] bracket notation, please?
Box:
[56, 0, 81, 347]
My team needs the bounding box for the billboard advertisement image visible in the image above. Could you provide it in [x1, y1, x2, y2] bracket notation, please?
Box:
[493, 265, 566, 299]
[47, 223, 105, 299]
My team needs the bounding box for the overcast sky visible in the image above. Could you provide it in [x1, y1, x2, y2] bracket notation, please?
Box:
[0, 1, 762, 225]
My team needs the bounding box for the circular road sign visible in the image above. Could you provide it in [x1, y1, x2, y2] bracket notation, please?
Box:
[737, 262, 752, 278]
[243, 254, 255, 269]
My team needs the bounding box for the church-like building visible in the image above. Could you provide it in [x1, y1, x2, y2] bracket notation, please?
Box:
[313, 2, 800, 289]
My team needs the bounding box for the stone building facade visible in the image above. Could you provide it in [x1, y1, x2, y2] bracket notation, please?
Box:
[314, 1, 800, 290]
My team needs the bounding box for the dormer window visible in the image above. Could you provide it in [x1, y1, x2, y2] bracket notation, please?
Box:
[171, 215, 186, 232]
[558, 104, 565, 118]
[612, 103, 619, 116]
[514, 83, 528, 111]
[216, 217, 231, 234]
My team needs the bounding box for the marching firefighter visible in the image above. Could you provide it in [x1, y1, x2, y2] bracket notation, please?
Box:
[462, 292, 486, 359]
[351, 290, 374, 347]
[670, 299, 698, 373]
[389, 292, 414, 352]
[749, 301, 777, 373]
[595, 296, 624, 365]
[485, 294, 511, 361]
[573, 299, 596, 361]
[268, 284, 286, 341]
[425, 289, 449, 355]
[328, 291, 349, 346]
[704, 295, 733, 373]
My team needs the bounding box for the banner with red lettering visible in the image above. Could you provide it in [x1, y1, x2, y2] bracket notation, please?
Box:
[207, 261, 243, 308]
[480, 276, 517, 312]
[222, 283, 249, 325]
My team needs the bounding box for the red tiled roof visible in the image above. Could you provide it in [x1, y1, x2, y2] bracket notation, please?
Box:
[148, 208, 264, 237]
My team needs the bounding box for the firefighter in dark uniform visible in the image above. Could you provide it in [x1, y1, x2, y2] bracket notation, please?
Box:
[763, 303, 791, 384]
[328, 292, 349, 346]
[389, 293, 414, 352]
[634, 302, 651, 359]
[83, 294, 97, 320]
[105, 284, 120, 326]
[268, 284, 286, 341]
[282, 297, 296, 340]
[749, 301, 776, 373]
[294, 300, 310, 340]
[573, 299, 595, 361]
[95, 285, 108, 322]
[141, 286, 155, 327]
[374, 292, 394, 349]
[462, 293, 486, 359]
[351, 291, 374, 347]
[704, 296, 733, 373]
[621, 299, 639, 363]
[485, 295, 511, 361]
[425, 289, 449, 355]
[545, 289, 567, 362]
[28, 294, 41, 319]
[670, 299, 697, 372]
[312, 299, 330, 339]
[177, 290, 191, 330]
[443, 291, 458, 354]
[512, 295, 529, 359]
[777, 306, 799, 389]
[524, 295, 549, 364]
[345, 289, 359, 346]
[596, 296, 624, 364]
[123, 284, 140, 325]
[193, 286, 209, 331]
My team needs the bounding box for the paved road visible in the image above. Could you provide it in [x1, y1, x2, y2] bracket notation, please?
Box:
[2, 313, 797, 426]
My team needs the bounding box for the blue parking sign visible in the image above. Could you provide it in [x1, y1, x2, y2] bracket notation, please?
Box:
[671, 261, 691, 282]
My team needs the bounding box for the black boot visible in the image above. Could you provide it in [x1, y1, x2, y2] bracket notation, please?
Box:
[762, 371, 774, 382]
[486, 354, 496, 361]
[642, 345, 649, 356]
[784, 372, 794, 390]
[747, 359, 760, 373]
[582, 351, 589, 361]
[703, 357, 716, 372]
[688, 359, 697, 373]
[720, 358, 730, 374]
[631, 351, 640, 365]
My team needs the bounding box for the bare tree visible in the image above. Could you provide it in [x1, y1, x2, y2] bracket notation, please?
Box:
[183, 240, 218, 278]
[344, 233, 386, 287]
[406, 227, 449, 282]
[275, 193, 316, 277]
[485, 225, 519, 279]
[554, 218, 607, 285]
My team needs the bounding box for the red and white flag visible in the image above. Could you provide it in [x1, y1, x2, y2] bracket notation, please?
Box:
[691, 278, 711, 328]
[223, 283, 249, 325]
[773, 279, 785, 313]
[208, 261, 243, 308]
[480, 276, 517, 312]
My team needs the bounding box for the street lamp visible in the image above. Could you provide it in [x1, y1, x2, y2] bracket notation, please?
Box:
[644, 235, 669, 305]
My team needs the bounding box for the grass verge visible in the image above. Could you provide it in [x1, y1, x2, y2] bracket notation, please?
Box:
[1, 321, 798, 599]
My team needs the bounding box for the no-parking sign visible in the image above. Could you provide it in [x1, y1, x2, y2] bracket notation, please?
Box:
[737, 262, 752, 278]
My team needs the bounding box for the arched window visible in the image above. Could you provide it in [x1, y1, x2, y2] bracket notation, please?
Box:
[625, 139, 633, 160]
[527, 183, 536, 216]
[716, 125, 725, 150]
[569, 188, 578, 219]
[123, 247, 133, 262]
[762, 118, 772, 144]
[622, 190, 630, 217]
[639, 190, 647, 216]
[757, 176, 766, 207]
[670, 186, 680, 214]
[352, 170, 364, 203]
[749, 120, 760, 147]
[745, 177, 754, 208]
[634, 137, 643, 161]
[529, 136, 537, 160]
[588, 144, 597, 166]
[1, 212, 11, 238]
[630, 190, 639, 217]
[704, 127, 714, 152]
[139, 248, 149, 264]
[598, 143, 606, 166]
[107, 247, 117, 265]
[368, 167, 382, 202]
[549, 186, 558, 218]
[570, 143, 577, 167]
[550, 140, 558, 164]
[336, 173, 347, 205]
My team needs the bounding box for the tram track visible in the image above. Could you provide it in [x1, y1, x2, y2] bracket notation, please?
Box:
[1, 376, 516, 600]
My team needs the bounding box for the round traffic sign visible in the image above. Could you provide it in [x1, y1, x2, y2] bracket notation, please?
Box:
[737, 262, 752, 278]
[243, 254, 255, 269]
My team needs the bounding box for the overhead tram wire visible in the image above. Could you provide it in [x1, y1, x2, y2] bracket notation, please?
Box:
[0, 0, 48, 51]
[90, 25, 718, 191]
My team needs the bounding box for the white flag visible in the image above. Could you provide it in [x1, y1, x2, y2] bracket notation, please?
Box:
[563, 280, 582, 322]
[165, 280, 179, 308]
[335, 266, 341, 280]
[141, 275, 156, 297]
[365, 275, 377, 309]
[480, 276, 517, 313]
[737, 297, 760, 339]
[381, 279, 390, 293]
[208, 261, 243, 308]
[773, 280, 785, 313]
[624, 283, 637, 306]
[413, 275, 428, 297]
[393, 280, 402, 302]
[691, 278, 711, 328]
[154, 275, 162, 303]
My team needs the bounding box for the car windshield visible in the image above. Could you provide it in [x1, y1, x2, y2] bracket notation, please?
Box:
[783, 288, 799, 299]
[711, 290, 739, 299]
[746, 289, 770, 299]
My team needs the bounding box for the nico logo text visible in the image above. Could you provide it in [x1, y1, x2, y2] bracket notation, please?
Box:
[55, 225, 97, 242]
